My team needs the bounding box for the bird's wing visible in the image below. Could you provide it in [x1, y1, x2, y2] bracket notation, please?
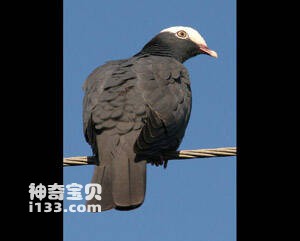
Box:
[133, 56, 192, 156]
[83, 59, 141, 154]
[83, 58, 148, 210]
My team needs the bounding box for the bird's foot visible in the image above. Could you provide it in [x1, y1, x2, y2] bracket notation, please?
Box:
[149, 155, 168, 169]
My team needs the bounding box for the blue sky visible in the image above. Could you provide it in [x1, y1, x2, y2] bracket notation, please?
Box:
[64, 0, 236, 240]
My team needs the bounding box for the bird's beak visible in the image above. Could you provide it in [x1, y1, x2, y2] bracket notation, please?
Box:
[199, 44, 218, 58]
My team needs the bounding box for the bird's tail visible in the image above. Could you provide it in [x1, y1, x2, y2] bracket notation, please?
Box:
[86, 132, 147, 212]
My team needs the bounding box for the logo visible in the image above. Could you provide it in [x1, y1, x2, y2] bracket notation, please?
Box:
[29, 183, 102, 212]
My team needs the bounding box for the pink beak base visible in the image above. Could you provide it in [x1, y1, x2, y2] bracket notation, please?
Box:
[199, 44, 218, 58]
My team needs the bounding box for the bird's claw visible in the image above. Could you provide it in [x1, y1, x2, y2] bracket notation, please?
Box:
[150, 155, 168, 169]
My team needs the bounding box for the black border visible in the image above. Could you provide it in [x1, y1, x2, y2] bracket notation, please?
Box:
[237, 1, 267, 240]
[15, 1, 63, 240]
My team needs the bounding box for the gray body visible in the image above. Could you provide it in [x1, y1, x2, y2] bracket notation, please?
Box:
[83, 55, 192, 211]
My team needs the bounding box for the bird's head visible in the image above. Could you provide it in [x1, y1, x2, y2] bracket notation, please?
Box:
[137, 26, 218, 63]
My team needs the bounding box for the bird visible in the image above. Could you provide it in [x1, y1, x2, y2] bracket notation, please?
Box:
[82, 26, 217, 212]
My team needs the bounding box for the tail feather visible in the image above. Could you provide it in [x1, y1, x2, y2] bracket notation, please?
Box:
[87, 165, 114, 211]
[86, 132, 146, 212]
[112, 136, 146, 208]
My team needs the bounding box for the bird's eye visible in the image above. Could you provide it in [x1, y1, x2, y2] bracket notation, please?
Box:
[176, 30, 188, 39]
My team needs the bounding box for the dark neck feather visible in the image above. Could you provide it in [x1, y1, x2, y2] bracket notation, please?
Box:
[134, 34, 184, 62]
[134, 32, 200, 63]
[138, 42, 173, 57]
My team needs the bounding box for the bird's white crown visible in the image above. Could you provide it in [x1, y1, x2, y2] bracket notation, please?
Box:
[160, 26, 207, 47]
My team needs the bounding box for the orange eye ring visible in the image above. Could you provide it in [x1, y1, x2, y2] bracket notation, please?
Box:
[176, 30, 188, 39]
